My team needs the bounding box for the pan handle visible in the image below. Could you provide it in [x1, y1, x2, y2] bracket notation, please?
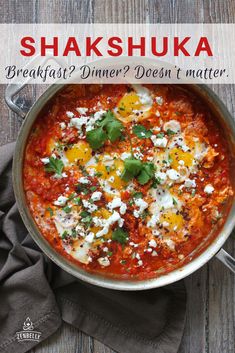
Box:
[216, 248, 235, 273]
[5, 83, 27, 119]
[5, 54, 67, 119]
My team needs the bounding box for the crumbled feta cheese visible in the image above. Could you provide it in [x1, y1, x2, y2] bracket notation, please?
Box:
[96, 211, 123, 238]
[60, 122, 66, 130]
[204, 184, 214, 194]
[184, 178, 196, 188]
[178, 160, 185, 166]
[151, 135, 168, 148]
[156, 96, 163, 105]
[76, 107, 88, 115]
[163, 120, 181, 133]
[137, 260, 143, 266]
[156, 110, 160, 117]
[54, 195, 68, 206]
[120, 152, 132, 160]
[98, 257, 110, 267]
[85, 232, 94, 243]
[155, 171, 167, 184]
[147, 214, 159, 228]
[163, 238, 175, 250]
[134, 198, 148, 218]
[107, 197, 127, 215]
[78, 177, 90, 184]
[116, 169, 122, 176]
[91, 191, 102, 201]
[82, 200, 98, 213]
[149, 239, 157, 248]
[41, 157, 50, 164]
[66, 111, 74, 118]
[166, 169, 180, 181]
[162, 221, 170, 227]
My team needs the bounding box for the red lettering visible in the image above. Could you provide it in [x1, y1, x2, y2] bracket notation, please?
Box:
[41, 37, 58, 56]
[86, 37, 103, 56]
[128, 37, 145, 56]
[195, 37, 213, 56]
[63, 37, 81, 56]
[152, 37, 168, 57]
[107, 37, 123, 56]
[174, 37, 190, 56]
[20, 37, 35, 56]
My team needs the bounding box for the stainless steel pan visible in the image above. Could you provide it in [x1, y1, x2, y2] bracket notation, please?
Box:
[5, 81, 235, 290]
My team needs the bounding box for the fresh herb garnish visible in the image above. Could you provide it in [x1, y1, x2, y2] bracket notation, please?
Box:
[80, 210, 92, 225]
[112, 228, 129, 244]
[172, 197, 178, 205]
[86, 127, 107, 150]
[86, 110, 124, 150]
[80, 210, 90, 218]
[44, 157, 64, 176]
[46, 207, 54, 216]
[156, 133, 165, 138]
[62, 206, 72, 213]
[132, 124, 152, 139]
[76, 184, 89, 195]
[73, 197, 82, 205]
[166, 129, 176, 136]
[137, 162, 155, 185]
[90, 186, 97, 192]
[151, 177, 161, 188]
[132, 191, 143, 199]
[61, 231, 68, 239]
[121, 158, 155, 185]
[95, 171, 103, 177]
[71, 229, 77, 238]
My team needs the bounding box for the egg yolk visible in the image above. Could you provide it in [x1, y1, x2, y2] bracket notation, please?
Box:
[117, 93, 142, 117]
[160, 210, 184, 231]
[91, 158, 126, 190]
[169, 147, 194, 169]
[65, 141, 92, 165]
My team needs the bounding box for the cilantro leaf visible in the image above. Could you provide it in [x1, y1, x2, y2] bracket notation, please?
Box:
[132, 124, 152, 139]
[137, 169, 150, 185]
[124, 158, 142, 176]
[137, 162, 155, 185]
[156, 133, 165, 138]
[86, 110, 124, 149]
[46, 207, 54, 216]
[44, 157, 64, 175]
[121, 159, 155, 185]
[121, 169, 133, 182]
[132, 191, 143, 199]
[62, 206, 72, 213]
[112, 228, 129, 244]
[166, 129, 176, 136]
[106, 119, 123, 142]
[86, 127, 107, 150]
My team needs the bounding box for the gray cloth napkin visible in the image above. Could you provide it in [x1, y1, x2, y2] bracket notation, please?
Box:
[0, 142, 186, 353]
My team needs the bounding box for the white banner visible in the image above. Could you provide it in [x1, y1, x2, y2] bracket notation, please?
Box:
[0, 23, 234, 84]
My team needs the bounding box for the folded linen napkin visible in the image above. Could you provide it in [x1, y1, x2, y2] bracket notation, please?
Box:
[0, 142, 186, 353]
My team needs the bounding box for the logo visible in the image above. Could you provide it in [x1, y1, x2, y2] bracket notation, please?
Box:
[16, 317, 42, 342]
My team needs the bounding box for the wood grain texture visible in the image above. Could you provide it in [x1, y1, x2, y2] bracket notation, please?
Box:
[0, 1, 234, 353]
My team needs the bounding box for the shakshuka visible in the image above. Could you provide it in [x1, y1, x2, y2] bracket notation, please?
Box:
[23, 84, 233, 279]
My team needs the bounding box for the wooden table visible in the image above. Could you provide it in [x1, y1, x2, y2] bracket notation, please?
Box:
[0, 1, 234, 352]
